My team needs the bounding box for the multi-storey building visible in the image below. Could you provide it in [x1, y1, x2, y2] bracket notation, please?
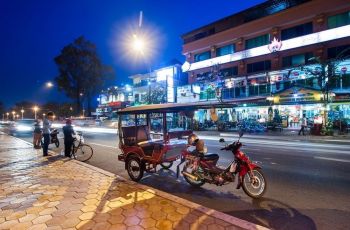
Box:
[130, 61, 186, 105]
[96, 85, 133, 118]
[180, 0, 350, 128]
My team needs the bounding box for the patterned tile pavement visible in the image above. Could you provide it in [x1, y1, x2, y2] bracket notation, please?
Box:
[0, 133, 268, 230]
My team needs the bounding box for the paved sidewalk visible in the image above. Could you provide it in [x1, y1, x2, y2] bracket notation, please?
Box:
[0, 133, 268, 230]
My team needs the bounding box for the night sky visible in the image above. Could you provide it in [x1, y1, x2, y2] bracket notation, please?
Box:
[0, 0, 265, 108]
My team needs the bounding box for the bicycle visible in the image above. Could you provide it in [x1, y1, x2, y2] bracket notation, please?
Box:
[71, 131, 94, 162]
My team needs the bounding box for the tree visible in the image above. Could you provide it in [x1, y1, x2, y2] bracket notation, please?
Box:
[54, 36, 115, 115]
[145, 85, 166, 104]
[42, 102, 75, 118]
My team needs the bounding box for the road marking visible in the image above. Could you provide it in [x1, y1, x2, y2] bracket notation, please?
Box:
[314, 156, 350, 163]
[90, 142, 118, 149]
[323, 139, 350, 143]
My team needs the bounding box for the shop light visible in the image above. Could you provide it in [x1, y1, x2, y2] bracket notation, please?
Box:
[267, 96, 274, 101]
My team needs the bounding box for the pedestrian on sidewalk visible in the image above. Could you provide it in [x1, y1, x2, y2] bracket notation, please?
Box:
[42, 111, 54, 156]
[298, 114, 307, 136]
[33, 119, 42, 149]
[63, 118, 75, 157]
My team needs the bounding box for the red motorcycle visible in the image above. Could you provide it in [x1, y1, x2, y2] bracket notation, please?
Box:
[177, 132, 267, 199]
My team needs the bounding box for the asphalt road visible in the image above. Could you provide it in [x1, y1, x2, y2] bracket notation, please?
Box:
[16, 131, 350, 230]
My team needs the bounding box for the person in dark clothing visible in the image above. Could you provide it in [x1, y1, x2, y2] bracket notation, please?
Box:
[63, 119, 75, 157]
[42, 111, 54, 156]
[298, 114, 307, 136]
[33, 119, 42, 149]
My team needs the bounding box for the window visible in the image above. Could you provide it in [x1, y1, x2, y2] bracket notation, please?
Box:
[221, 67, 238, 78]
[245, 34, 270, 49]
[281, 22, 313, 40]
[282, 52, 314, 67]
[328, 11, 350, 29]
[328, 45, 350, 59]
[247, 60, 271, 73]
[216, 44, 235, 56]
[194, 51, 211, 62]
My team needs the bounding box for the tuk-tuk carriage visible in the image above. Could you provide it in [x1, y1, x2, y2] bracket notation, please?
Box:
[117, 103, 199, 181]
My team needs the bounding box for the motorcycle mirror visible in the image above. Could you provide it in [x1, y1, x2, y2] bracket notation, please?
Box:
[219, 138, 225, 143]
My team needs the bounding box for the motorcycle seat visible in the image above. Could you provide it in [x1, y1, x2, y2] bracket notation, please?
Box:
[201, 153, 219, 161]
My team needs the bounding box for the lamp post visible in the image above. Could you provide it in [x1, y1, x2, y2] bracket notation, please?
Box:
[6, 112, 9, 120]
[21, 108, 24, 120]
[33, 106, 39, 120]
[12, 111, 16, 120]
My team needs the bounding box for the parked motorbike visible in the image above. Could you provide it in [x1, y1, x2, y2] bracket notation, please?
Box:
[177, 132, 267, 198]
[41, 129, 60, 148]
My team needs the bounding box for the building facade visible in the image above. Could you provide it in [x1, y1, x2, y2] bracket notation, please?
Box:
[180, 0, 350, 131]
[96, 85, 133, 118]
[130, 62, 185, 105]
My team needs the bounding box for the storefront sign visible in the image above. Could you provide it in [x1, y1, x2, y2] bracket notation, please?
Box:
[341, 66, 347, 73]
[335, 93, 350, 101]
[268, 37, 282, 53]
[182, 25, 350, 72]
[108, 101, 122, 107]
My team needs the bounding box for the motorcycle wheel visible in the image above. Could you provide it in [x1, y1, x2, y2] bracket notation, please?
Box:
[242, 168, 267, 199]
[55, 139, 60, 148]
[183, 165, 205, 187]
[160, 162, 173, 170]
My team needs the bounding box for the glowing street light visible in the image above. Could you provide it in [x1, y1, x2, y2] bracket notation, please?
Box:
[12, 111, 16, 120]
[132, 34, 146, 54]
[21, 108, 24, 119]
[46, 81, 54, 88]
[6, 112, 9, 120]
[33, 106, 39, 119]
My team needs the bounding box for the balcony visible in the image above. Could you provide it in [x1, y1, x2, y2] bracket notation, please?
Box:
[198, 74, 350, 102]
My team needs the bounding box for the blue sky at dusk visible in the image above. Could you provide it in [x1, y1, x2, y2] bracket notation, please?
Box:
[0, 0, 265, 108]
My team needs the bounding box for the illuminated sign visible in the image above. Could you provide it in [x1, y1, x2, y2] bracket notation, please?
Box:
[268, 37, 282, 52]
[156, 67, 173, 81]
[182, 25, 350, 72]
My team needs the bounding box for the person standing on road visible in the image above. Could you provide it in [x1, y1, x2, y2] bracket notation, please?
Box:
[298, 114, 307, 136]
[33, 119, 42, 149]
[62, 119, 75, 157]
[42, 111, 54, 156]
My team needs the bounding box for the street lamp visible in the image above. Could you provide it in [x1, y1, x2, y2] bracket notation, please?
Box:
[46, 81, 54, 88]
[6, 112, 9, 120]
[21, 108, 24, 120]
[33, 106, 39, 119]
[132, 34, 146, 55]
[12, 111, 16, 120]
[16, 114, 19, 119]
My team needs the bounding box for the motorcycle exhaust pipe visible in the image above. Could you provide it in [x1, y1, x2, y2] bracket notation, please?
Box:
[182, 171, 199, 181]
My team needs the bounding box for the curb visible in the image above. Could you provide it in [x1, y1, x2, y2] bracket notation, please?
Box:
[1, 132, 269, 230]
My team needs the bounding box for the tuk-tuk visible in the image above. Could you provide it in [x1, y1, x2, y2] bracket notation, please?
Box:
[117, 103, 198, 181]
